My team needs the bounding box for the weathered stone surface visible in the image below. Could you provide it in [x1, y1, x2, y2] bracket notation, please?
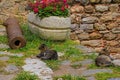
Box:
[28, 13, 71, 40]
[82, 17, 98, 24]
[103, 33, 117, 40]
[78, 32, 89, 40]
[75, 45, 96, 53]
[70, 24, 79, 31]
[4, 64, 19, 73]
[70, 4, 84, 13]
[95, 5, 109, 12]
[86, 76, 96, 80]
[99, 30, 109, 34]
[94, 23, 106, 31]
[81, 40, 102, 47]
[80, 24, 94, 32]
[28, 12, 71, 29]
[111, 54, 120, 59]
[22, 58, 53, 80]
[112, 60, 120, 67]
[109, 47, 120, 53]
[0, 56, 9, 61]
[57, 52, 65, 57]
[109, 4, 119, 12]
[90, 0, 100, 3]
[112, 27, 120, 34]
[113, 0, 120, 3]
[101, 0, 112, 3]
[70, 32, 78, 40]
[72, 59, 94, 67]
[81, 69, 113, 76]
[89, 32, 102, 39]
[107, 22, 118, 30]
[79, 0, 89, 5]
[0, 74, 15, 80]
[85, 5, 95, 13]
[106, 41, 119, 47]
[100, 15, 113, 23]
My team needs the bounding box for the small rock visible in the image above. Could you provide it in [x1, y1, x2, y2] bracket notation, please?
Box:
[107, 22, 118, 30]
[89, 32, 102, 39]
[4, 64, 19, 73]
[109, 4, 119, 12]
[58, 52, 65, 57]
[95, 5, 109, 12]
[0, 56, 9, 61]
[90, 0, 100, 3]
[101, 0, 112, 3]
[112, 27, 120, 34]
[81, 40, 102, 47]
[103, 33, 117, 40]
[70, 24, 79, 31]
[70, 4, 84, 13]
[80, 0, 89, 5]
[106, 41, 119, 47]
[100, 15, 113, 23]
[81, 69, 113, 76]
[85, 5, 95, 13]
[0, 44, 9, 49]
[112, 59, 120, 66]
[108, 78, 120, 80]
[0, 74, 15, 80]
[70, 32, 78, 40]
[94, 23, 106, 31]
[78, 32, 89, 40]
[80, 24, 94, 30]
[82, 17, 98, 24]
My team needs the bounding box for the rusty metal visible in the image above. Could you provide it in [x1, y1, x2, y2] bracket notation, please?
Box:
[3, 17, 26, 49]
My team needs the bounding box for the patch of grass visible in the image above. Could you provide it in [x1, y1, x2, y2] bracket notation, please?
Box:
[14, 71, 39, 80]
[45, 60, 61, 70]
[87, 64, 99, 69]
[0, 24, 91, 70]
[8, 56, 25, 66]
[0, 36, 8, 43]
[95, 72, 120, 80]
[0, 60, 7, 67]
[54, 75, 86, 80]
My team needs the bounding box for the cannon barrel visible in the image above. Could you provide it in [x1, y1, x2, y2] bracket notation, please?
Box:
[3, 17, 26, 49]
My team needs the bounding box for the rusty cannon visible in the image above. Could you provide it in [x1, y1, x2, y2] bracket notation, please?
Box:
[3, 17, 26, 49]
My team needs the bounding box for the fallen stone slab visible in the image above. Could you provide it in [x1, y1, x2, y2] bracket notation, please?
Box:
[81, 69, 113, 76]
[4, 64, 19, 73]
[0, 56, 9, 61]
[22, 58, 53, 80]
[0, 74, 15, 80]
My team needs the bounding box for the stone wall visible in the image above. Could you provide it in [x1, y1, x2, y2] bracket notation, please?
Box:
[70, 0, 120, 54]
[0, 0, 27, 24]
